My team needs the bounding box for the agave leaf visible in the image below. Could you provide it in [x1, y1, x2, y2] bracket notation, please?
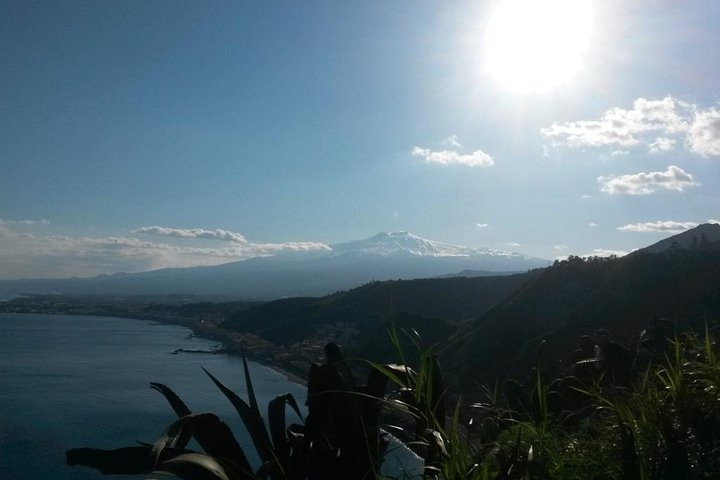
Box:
[151, 382, 192, 417]
[151, 413, 254, 475]
[203, 367, 275, 468]
[151, 415, 189, 464]
[268, 393, 304, 453]
[66, 445, 193, 475]
[150, 382, 194, 449]
[156, 452, 232, 480]
[242, 352, 261, 416]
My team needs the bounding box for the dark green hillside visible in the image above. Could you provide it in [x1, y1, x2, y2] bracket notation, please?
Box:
[444, 248, 720, 387]
[221, 273, 533, 355]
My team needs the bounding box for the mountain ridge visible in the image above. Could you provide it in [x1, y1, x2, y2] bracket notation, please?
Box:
[0, 231, 550, 299]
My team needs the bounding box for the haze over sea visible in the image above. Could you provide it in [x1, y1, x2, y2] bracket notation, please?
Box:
[0, 313, 420, 479]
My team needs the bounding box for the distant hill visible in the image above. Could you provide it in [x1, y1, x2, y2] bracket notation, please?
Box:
[639, 223, 720, 254]
[442, 246, 720, 388]
[0, 232, 549, 299]
[221, 273, 534, 361]
[434, 269, 522, 279]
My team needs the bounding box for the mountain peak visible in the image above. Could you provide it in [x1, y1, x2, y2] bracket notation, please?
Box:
[332, 231, 493, 258]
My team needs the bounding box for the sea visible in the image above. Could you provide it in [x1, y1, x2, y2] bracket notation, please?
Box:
[0, 313, 422, 480]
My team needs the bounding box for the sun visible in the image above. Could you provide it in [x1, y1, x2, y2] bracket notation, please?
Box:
[484, 0, 594, 93]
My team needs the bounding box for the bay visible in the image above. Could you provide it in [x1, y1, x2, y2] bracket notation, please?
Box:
[0, 313, 421, 479]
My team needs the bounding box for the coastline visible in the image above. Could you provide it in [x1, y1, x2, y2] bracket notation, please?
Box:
[0, 308, 424, 475]
[0, 299, 311, 386]
[178, 320, 311, 386]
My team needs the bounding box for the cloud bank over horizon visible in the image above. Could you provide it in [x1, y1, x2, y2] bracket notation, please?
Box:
[0, 224, 330, 280]
[133, 226, 249, 243]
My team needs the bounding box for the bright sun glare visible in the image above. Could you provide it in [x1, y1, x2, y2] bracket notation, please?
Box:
[485, 0, 593, 93]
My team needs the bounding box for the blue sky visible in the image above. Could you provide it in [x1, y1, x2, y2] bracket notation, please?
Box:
[1, 0, 719, 278]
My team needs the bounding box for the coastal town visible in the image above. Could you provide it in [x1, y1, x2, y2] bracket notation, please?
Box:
[0, 294, 358, 381]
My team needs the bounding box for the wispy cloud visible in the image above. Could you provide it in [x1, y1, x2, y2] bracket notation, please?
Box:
[0, 226, 36, 239]
[0, 224, 330, 279]
[134, 225, 329, 253]
[617, 220, 698, 233]
[475, 223, 489, 228]
[442, 135, 462, 147]
[134, 226, 248, 243]
[554, 244, 569, 250]
[585, 248, 629, 258]
[598, 165, 699, 195]
[411, 147, 494, 167]
[0, 218, 50, 226]
[541, 96, 720, 157]
[411, 136, 494, 167]
[649, 137, 676, 154]
[589, 222, 599, 228]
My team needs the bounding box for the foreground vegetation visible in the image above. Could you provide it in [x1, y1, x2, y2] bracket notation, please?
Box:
[67, 321, 720, 480]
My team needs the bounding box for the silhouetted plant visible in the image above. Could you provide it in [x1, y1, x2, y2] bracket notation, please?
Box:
[68, 322, 720, 480]
[67, 342, 432, 480]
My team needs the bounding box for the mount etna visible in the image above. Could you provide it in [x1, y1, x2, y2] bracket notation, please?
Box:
[0, 231, 549, 299]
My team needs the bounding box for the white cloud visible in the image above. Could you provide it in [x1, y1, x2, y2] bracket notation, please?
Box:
[0, 225, 330, 279]
[649, 137, 676, 153]
[541, 96, 720, 157]
[475, 223, 489, 228]
[0, 218, 50, 225]
[709, 219, 720, 225]
[687, 108, 720, 157]
[589, 222, 599, 228]
[504, 242, 521, 247]
[617, 221, 698, 233]
[598, 165, 699, 195]
[411, 146, 494, 167]
[134, 225, 330, 253]
[584, 248, 629, 258]
[0, 226, 35, 239]
[554, 244, 569, 250]
[134, 225, 248, 243]
[442, 135, 462, 147]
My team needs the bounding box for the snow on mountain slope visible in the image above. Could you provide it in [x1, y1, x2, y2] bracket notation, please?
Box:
[329, 231, 517, 258]
[0, 231, 551, 298]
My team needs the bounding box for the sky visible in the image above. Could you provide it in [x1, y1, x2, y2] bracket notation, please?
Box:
[1, 0, 719, 279]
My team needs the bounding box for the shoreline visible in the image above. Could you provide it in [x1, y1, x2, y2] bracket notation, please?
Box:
[177, 319, 311, 386]
[1, 309, 424, 472]
[0, 307, 311, 387]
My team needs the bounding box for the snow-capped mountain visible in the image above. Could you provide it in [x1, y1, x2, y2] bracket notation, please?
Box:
[0, 232, 551, 299]
[330, 231, 485, 257]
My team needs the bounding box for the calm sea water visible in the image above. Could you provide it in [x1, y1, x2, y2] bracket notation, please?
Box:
[0, 313, 420, 480]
